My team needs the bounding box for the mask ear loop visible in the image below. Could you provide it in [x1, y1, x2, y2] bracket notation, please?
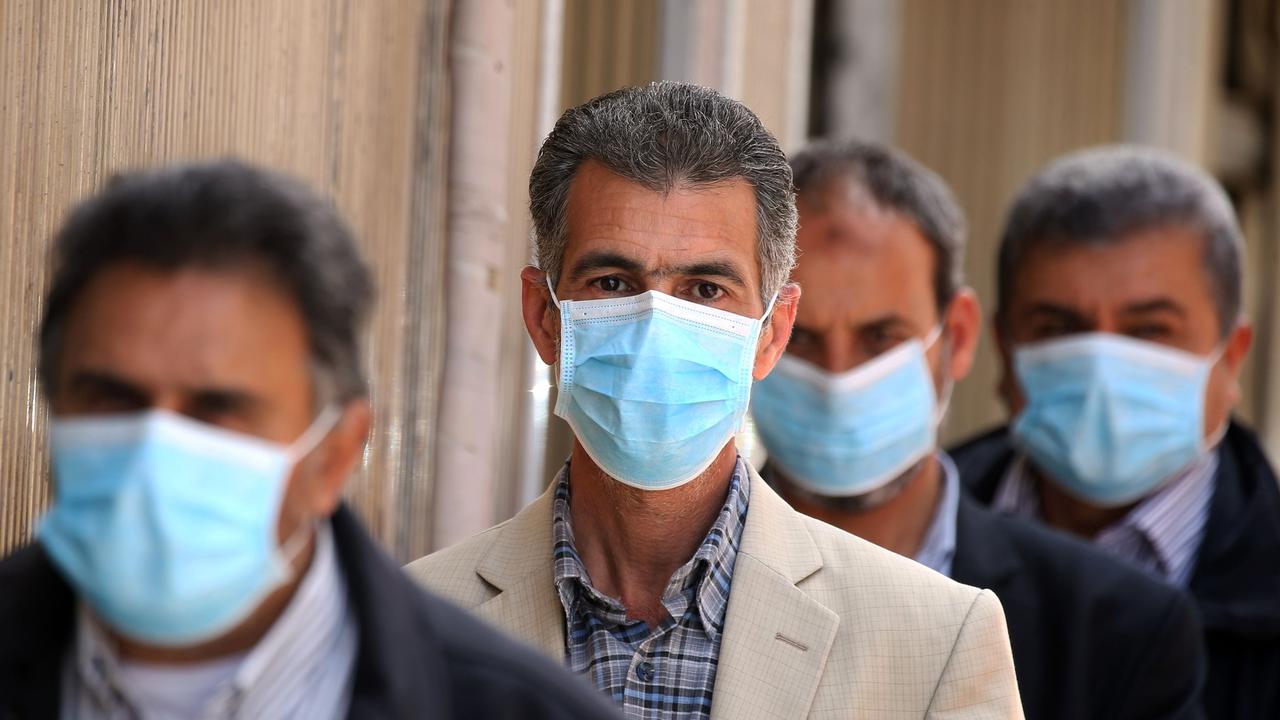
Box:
[287, 405, 343, 463]
[922, 322, 952, 424]
[545, 275, 562, 308]
[275, 406, 343, 576]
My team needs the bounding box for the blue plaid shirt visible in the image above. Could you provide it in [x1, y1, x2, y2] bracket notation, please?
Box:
[552, 459, 750, 719]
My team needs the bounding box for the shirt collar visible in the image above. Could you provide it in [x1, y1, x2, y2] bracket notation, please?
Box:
[551, 457, 751, 638]
[914, 452, 961, 577]
[71, 519, 353, 714]
[993, 451, 1217, 585]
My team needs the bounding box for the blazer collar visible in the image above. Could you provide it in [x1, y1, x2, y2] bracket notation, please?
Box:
[471, 488, 567, 659]
[709, 467, 839, 720]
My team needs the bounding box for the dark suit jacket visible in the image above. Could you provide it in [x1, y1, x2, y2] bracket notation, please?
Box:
[0, 505, 621, 720]
[954, 492, 1205, 720]
[952, 420, 1280, 720]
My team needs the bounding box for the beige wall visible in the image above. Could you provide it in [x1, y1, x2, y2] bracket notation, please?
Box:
[0, 1, 451, 557]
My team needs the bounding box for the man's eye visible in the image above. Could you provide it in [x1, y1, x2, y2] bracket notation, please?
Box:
[595, 277, 629, 293]
[694, 282, 723, 300]
[1127, 324, 1172, 341]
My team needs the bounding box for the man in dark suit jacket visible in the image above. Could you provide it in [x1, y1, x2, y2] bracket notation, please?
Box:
[0, 160, 619, 719]
[949, 145, 1280, 719]
[954, 422, 1280, 720]
[750, 139, 1205, 719]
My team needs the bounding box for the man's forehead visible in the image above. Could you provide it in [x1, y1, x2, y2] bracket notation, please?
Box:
[59, 265, 310, 385]
[1008, 228, 1211, 311]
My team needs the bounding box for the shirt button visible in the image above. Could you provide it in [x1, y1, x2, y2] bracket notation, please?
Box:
[636, 661, 655, 682]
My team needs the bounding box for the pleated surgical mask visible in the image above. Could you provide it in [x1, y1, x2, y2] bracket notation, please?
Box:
[549, 281, 773, 490]
[752, 326, 945, 499]
[1011, 332, 1224, 507]
[39, 407, 339, 646]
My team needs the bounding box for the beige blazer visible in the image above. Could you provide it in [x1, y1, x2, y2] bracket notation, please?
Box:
[406, 467, 1023, 719]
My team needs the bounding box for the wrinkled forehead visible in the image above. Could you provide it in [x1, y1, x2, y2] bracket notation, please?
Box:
[792, 205, 939, 327]
[1006, 227, 1218, 317]
[561, 162, 760, 277]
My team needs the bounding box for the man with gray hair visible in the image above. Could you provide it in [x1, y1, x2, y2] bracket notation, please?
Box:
[755, 139, 1204, 719]
[951, 145, 1280, 718]
[0, 160, 622, 719]
[410, 83, 1023, 718]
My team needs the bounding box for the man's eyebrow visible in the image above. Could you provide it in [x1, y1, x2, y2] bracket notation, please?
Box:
[1119, 298, 1187, 317]
[565, 251, 647, 281]
[67, 370, 149, 401]
[854, 314, 914, 333]
[671, 260, 748, 288]
[188, 387, 263, 412]
[1024, 302, 1088, 320]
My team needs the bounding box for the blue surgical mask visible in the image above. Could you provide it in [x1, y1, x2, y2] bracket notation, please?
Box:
[39, 407, 339, 646]
[1012, 332, 1224, 507]
[751, 328, 946, 499]
[550, 283, 773, 490]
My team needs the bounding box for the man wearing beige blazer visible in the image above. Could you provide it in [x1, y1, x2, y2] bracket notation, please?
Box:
[408, 82, 1022, 719]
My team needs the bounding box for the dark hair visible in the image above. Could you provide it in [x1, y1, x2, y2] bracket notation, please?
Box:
[996, 145, 1243, 337]
[789, 139, 966, 313]
[529, 82, 798, 306]
[39, 159, 375, 402]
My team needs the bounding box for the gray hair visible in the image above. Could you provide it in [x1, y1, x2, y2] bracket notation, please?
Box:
[996, 145, 1244, 336]
[529, 82, 798, 307]
[789, 139, 967, 313]
[40, 159, 375, 403]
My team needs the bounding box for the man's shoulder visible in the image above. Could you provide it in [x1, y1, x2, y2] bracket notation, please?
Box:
[404, 523, 508, 606]
[798, 509, 977, 599]
[0, 543, 75, 714]
[947, 425, 1016, 501]
[404, 506, 540, 608]
[744, 469, 987, 616]
[0, 543, 74, 644]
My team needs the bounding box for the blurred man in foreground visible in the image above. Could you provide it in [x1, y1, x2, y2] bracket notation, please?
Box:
[950, 145, 1280, 718]
[0, 161, 620, 719]
[409, 83, 1022, 719]
[752, 140, 1205, 719]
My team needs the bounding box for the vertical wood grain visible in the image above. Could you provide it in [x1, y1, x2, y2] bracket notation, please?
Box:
[0, 1, 451, 559]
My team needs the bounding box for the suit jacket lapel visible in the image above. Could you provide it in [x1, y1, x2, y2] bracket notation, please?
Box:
[472, 489, 567, 660]
[711, 469, 839, 720]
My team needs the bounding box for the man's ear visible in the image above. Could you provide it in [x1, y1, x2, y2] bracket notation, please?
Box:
[309, 399, 372, 516]
[942, 288, 982, 382]
[521, 265, 560, 364]
[1220, 319, 1254, 407]
[752, 283, 801, 380]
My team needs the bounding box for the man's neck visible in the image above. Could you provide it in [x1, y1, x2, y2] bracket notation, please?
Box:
[780, 456, 942, 561]
[1034, 471, 1136, 539]
[567, 442, 738, 628]
[109, 531, 318, 664]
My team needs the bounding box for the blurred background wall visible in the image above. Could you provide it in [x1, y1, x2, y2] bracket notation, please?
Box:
[2, 0, 1276, 559]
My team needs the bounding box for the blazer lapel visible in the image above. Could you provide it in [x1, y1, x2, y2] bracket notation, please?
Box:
[710, 470, 839, 720]
[472, 489, 567, 660]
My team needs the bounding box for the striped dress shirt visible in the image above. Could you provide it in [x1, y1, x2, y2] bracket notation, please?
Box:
[553, 459, 750, 719]
[60, 520, 358, 719]
[993, 451, 1217, 587]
